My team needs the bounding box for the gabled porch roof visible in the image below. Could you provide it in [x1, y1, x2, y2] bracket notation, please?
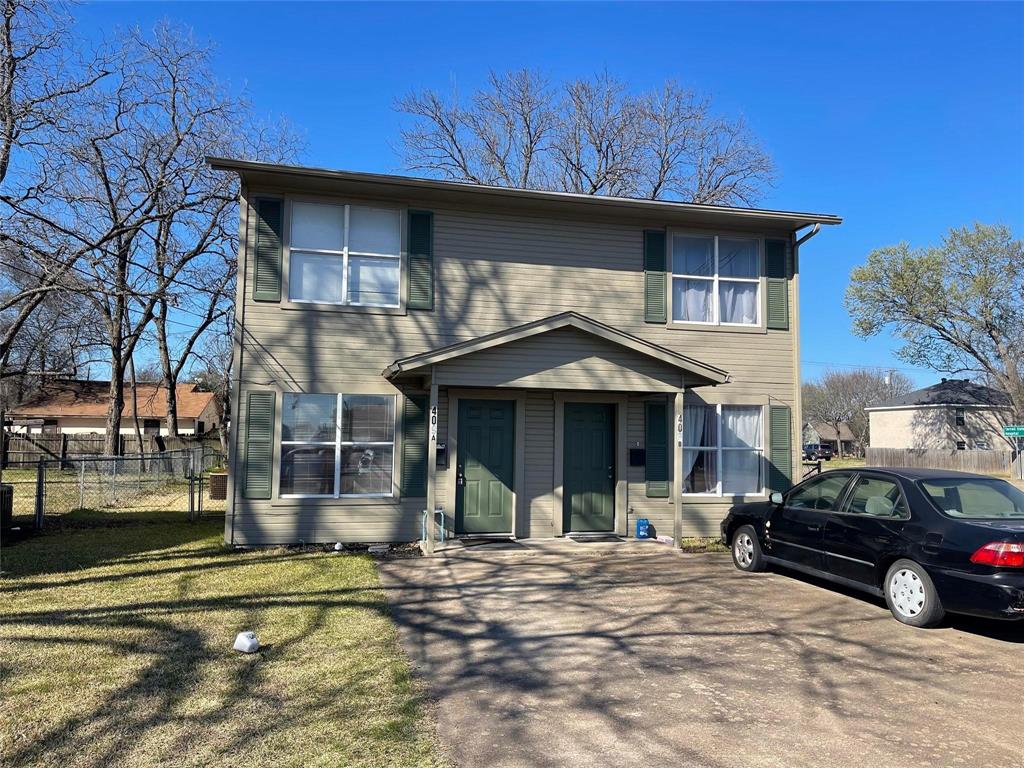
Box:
[383, 312, 730, 388]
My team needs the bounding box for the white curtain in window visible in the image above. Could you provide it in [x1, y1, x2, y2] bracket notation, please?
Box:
[722, 407, 762, 448]
[723, 450, 762, 494]
[682, 405, 706, 480]
[722, 406, 762, 494]
[672, 235, 714, 276]
[717, 239, 758, 278]
[673, 279, 713, 322]
[719, 281, 758, 324]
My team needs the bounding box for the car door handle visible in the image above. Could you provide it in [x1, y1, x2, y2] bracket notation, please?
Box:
[807, 524, 822, 532]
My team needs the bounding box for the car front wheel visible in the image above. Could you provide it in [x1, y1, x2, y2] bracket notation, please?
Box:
[884, 559, 945, 627]
[731, 525, 766, 572]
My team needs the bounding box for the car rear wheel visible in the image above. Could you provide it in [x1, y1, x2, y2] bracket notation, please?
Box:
[731, 525, 766, 572]
[884, 559, 945, 628]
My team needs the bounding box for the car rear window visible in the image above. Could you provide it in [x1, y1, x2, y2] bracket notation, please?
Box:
[918, 478, 1024, 519]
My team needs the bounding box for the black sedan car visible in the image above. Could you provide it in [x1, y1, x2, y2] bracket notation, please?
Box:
[721, 468, 1024, 627]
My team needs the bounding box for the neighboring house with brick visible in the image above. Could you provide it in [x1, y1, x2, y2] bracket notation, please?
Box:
[9, 380, 218, 436]
[866, 379, 1012, 451]
[210, 157, 841, 547]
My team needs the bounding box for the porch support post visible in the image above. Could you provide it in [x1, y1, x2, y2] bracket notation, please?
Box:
[673, 388, 685, 547]
[424, 369, 440, 555]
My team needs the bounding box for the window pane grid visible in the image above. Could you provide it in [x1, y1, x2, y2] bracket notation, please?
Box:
[279, 393, 396, 498]
[671, 235, 760, 326]
[682, 404, 764, 496]
[289, 202, 401, 307]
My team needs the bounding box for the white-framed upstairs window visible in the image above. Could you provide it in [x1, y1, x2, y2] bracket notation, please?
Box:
[288, 201, 401, 307]
[671, 234, 760, 326]
[682, 404, 765, 496]
[279, 392, 396, 498]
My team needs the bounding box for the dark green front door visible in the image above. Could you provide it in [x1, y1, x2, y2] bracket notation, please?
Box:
[563, 403, 615, 533]
[456, 399, 515, 534]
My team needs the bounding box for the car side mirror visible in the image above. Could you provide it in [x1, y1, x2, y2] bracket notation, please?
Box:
[769, 491, 784, 505]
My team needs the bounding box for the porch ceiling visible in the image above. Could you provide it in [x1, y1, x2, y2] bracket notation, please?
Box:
[383, 312, 730, 391]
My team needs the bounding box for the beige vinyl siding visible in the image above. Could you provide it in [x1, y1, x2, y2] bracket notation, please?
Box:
[434, 326, 684, 391]
[626, 396, 674, 537]
[229, 187, 803, 544]
[523, 391, 556, 538]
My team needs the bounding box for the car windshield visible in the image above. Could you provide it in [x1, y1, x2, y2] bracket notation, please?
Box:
[918, 477, 1024, 519]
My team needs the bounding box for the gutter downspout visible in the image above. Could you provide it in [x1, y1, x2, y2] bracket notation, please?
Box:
[795, 223, 821, 249]
[791, 222, 821, 482]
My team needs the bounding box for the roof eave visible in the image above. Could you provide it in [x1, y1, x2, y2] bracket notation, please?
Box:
[865, 403, 1013, 412]
[382, 312, 730, 386]
[207, 156, 842, 230]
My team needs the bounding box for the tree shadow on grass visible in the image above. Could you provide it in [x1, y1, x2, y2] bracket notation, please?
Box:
[1, 515, 225, 579]
[2, 544, 439, 768]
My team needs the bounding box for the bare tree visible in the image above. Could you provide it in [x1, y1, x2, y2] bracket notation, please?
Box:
[8, 22, 297, 454]
[192, 313, 233, 456]
[802, 376, 855, 459]
[149, 116, 296, 437]
[0, 0, 109, 383]
[397, 70, 775, 205]
[0, 284, 99, 406]
[803, 369, 914, 456]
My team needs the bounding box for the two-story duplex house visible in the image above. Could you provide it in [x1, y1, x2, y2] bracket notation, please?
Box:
[209, 157, 840, 549]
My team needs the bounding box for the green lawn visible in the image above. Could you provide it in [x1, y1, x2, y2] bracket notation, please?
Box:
[819, 456, 867, 470]
[0, 515, 447, 768]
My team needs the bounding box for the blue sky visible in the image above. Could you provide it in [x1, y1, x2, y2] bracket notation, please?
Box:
[78, 1, 1024, 386]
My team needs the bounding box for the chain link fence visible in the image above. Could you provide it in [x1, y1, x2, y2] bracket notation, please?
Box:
[2, 447, 227, 531]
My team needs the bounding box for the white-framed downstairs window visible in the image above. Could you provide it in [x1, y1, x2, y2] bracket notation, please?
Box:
[288, 201, 401, 307]
[682, 404, 764, 496]
[671, 234, 760, 326]
[279, 393, 396, 498]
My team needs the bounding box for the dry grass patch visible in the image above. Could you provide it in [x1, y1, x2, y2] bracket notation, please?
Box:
[0, 520, 447, 768]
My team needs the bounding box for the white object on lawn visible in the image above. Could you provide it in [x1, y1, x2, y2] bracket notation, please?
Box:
[233, 631, 260, 653]
[334, 542, 344, 551]
[655, 535, 675, 546]
[367, 544, 390, 555]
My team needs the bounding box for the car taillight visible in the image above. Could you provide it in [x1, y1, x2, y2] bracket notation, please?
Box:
[970, 542, 1024, 568]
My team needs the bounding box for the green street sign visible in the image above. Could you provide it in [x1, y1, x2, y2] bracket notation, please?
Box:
[1003, 425, 1024, 438]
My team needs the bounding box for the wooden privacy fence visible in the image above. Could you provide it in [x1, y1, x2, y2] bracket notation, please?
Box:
[1, 431, 222, 467]
[865, 447, 1014, 475]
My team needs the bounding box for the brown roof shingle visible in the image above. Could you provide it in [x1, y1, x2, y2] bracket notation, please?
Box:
[10, 380, 215, 420]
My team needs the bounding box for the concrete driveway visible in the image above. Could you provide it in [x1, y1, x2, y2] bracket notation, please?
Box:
[378, 541, 1023, 768]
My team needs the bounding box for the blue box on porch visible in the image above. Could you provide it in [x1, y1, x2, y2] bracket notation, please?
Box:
[636, 518, 651, 539]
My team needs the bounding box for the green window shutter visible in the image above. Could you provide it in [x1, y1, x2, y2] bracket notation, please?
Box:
[407, 211, 434, 310]
[252, 199, 283, 302]
[768, 404, 793, 492]
[401, 394, 427, 497]
[765, 239, 789, 330]
[242, 392, 276, 499]
[645, 401, 670, 497]
[643, 230, 667, 323]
